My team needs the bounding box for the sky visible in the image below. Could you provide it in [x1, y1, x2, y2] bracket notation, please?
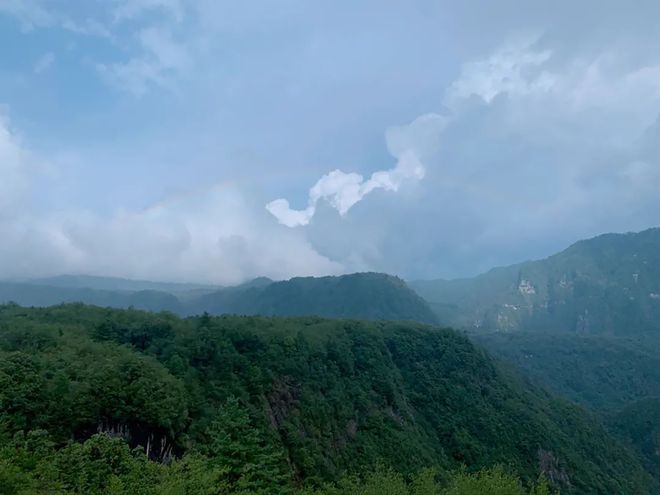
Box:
[1, 0, 660, 284]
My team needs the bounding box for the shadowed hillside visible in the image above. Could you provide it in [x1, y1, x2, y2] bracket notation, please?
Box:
[411, 228, 660, 335]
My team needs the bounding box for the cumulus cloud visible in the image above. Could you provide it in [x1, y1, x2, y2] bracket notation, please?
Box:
[292, 33, 660, 278]
[266, 152, 425, 228]
[266, 114, 446, 227]
[0, 186, 344, 284]
[0, 114, 343, 284]
[446, 36, 660, 138]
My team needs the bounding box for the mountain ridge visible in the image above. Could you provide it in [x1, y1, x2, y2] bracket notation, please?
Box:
[0, 272, 438, 325]
[410, 227, 660, 334]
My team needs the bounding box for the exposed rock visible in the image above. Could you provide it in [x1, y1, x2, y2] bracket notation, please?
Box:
[518, 279, 536, 295]
[538, 448, 571, 488]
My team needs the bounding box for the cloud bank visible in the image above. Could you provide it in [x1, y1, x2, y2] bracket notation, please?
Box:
[284, 33, 660, 278]
[0, 115, 344, 284]
[2, 2, 660, 283]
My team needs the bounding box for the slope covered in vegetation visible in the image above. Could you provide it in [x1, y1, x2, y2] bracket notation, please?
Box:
[411, 228, 660, 334]
[0, 304, 651, 494]
[187, 272, 438, 323]
[476, 332, 660, 414]
[610, 397, 660, 483]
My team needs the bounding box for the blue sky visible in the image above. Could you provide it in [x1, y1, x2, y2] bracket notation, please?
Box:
[1, 0, 660, 284]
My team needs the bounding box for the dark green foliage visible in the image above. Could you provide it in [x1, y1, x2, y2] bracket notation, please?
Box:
[442, 466, 552, 495]
[411, 227, 660, 334]
[0, 437, 554, 495]
[610, 397, 660, 481]
[300, 466, 553, 495]
[0, 430, 230, 494]
[187, 272, 439, 323]
[0, 337, 188, 450]
[0, 304, 652, 493]
[476, 332, 660, 414]
[202, 396, 292, 493]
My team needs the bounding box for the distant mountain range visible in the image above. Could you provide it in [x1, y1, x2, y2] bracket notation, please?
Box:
[27, 274, 220, 293]
[0, 273, 438, 324]
[0, 282, 186, 314]
[3, 227, 660, 333]
[410, 227, 660, 335]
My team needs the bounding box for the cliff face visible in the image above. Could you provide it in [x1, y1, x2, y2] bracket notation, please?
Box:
[411, 228, 660, 335]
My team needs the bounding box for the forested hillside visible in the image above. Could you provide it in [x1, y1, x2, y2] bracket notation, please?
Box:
[411, 228, 660, 334]
[476, 332, 660, 414]
[474, 331, 660, 490]
[611, 398, 660, 483]
[0, 304, 650, 494]
[187, 272, 438, 323]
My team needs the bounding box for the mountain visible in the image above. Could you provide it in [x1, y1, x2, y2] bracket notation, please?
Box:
[0, 281, 184, 314]
[0, 273, 438, 324]
[187, 272, 439, 323]
[411, 227, 660, 334]
[0, 304, 652, 493]
[27, 274, 219, 293]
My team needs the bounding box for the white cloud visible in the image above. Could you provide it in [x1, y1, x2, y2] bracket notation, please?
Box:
[266, 149, 425, 228]
[112, 0, 184, 23]
[0, 187, 345, 284]
[33, 52, 55, 74]
[0, 0, 187, 95]
[0, 0, 58, 31]
[0, 0, 110, 36]
[266, 113, 445, 228]
[0, 113, 342, 283]
[445, 34, 554, 107]
[447, 36, 660, 136]
[275, 33, 660, 277]
[97, 26, 190, 96]
[385, 113, 449, 159]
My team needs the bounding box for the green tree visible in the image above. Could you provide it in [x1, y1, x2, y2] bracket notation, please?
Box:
[203, 396, 292, 494]
[442, 466, 551, 495]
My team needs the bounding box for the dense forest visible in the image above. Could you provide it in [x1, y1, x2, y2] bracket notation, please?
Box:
[476, 331, 660, 490]
[0, 304, 651, 494]
[186, 273, 438, 323]
[476, 332, 660, 414]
